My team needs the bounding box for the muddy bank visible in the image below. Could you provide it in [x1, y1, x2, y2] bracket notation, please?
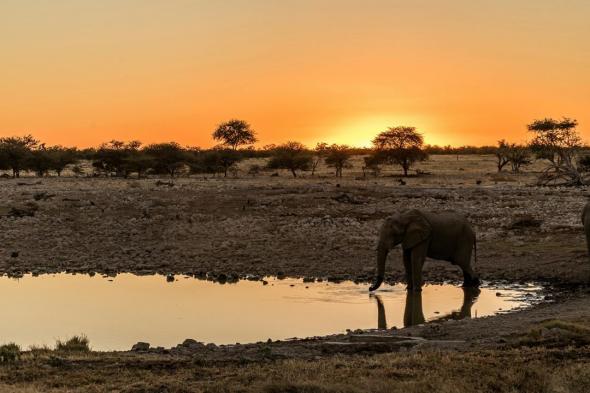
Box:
[0, 177, 589, 287]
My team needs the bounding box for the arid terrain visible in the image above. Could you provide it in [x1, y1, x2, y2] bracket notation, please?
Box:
[1, 155, 590, 392]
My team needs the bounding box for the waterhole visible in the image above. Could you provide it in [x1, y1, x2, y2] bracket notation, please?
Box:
[0, 274, 543, 351]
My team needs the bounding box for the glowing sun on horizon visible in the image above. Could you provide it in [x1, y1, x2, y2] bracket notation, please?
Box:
[320, 114, 441, 148]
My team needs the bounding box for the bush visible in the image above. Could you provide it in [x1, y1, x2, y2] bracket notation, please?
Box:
[0, 343, 21, 363]
[266, 142, 312, 178]
[56, 335, 91, 352]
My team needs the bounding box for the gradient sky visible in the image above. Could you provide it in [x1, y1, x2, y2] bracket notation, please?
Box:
[1, 0, 589, 148]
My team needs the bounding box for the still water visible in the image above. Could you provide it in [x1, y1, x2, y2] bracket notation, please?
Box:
[0, 274, 542, 351]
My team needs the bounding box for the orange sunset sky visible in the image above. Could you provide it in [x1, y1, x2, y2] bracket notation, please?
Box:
[1, 1, 589, 148]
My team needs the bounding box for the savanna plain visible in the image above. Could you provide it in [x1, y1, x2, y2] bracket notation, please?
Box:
[1, 155, 590, 393]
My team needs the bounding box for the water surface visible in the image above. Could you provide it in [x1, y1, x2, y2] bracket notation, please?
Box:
[0, 274, 542, 351]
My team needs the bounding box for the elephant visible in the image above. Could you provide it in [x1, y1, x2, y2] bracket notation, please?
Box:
[369, 209, 480, 292]
[582, 202, 590, 257]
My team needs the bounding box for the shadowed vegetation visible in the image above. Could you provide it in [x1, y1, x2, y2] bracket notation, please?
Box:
[55, 336, 90, 353]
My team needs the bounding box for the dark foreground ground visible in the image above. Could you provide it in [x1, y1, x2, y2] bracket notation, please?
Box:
[1, 156, 590, 392]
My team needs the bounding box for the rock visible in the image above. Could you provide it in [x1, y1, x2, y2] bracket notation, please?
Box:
[1, 202, 39, 218]
[181, 339, 205, 349]
[333, 193, 362, 204]
[508, 214, 543, 229]
[33, 192, 55, 201]
[217, 273, 227, 283]
[131, 342, 150, 351]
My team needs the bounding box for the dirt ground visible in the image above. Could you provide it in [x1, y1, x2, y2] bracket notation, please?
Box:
[1, 154, 590, 392]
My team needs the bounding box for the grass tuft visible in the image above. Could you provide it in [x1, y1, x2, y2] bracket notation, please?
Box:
[55, 335, 91, 352]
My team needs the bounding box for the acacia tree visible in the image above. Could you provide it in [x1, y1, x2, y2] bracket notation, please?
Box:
[93, 140, 140, 177]
[528, 117, 583, 185]
[143, 142, 187, 178]
[266, 141, 312, 178]
[362, 154, 381, 177]
[0, 135, 38, 178]
[494, 140, 510, 172]
[505, 144, 531, 173]
[324, 144, 352, 177]
[28, 144, 52, 177]
[372, 126, 427, 176]
[123, 142, 153, 179]
[311, 142, 329, 176]
[212, 119, 257, 150]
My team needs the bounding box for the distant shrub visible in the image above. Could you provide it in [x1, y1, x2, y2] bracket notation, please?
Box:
[71, 165, 85, 177]
[267, 141, 313, 178]
[362, 154, 381, 178]
[56, 335, 90, 352]
[0, 343, 21, 363]
[247, 164, 262, 177]
[324, 144, 352, 177]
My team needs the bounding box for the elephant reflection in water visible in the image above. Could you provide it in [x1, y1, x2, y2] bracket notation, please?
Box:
[372, 287, 481, 329]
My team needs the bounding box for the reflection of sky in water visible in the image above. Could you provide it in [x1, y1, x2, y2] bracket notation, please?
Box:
[0, 274, 542, 351]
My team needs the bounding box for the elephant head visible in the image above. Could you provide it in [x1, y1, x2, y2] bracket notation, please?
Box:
[369, 210, 431, 291]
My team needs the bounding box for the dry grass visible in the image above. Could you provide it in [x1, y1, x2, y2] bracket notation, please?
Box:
[54, 336, 90, 353]
[0, 347, 589, 393]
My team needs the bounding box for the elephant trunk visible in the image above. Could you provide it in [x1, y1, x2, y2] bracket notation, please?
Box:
[369, 247, 389, 291]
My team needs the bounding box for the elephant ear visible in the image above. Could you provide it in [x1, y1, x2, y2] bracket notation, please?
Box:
[402, 210, 431, 250]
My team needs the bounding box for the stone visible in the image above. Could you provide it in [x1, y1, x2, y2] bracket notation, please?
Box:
[181, 339, 205, 349]
[131, 342, 150, 351]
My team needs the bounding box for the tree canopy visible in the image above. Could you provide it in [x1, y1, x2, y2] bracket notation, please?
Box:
[371, 126, 427, 176]
[212, 119, 257, 150]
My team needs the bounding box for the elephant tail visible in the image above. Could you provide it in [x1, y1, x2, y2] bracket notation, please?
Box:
[473, 238, 477, 266]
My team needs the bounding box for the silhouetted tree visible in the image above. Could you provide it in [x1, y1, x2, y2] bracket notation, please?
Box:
[372, 126, 427, 176]
[528, 117, 583, 185]
[311, 142, 329, 176]
[505, 144, 531, 173]
[143, 142, 187, 178]
[212, 119, 257, 150]
[123, 142, 153, 179]
[324, 144, 352, 177]
[28, 144, 52, 177]
[266, 141, 312, 177]
[362, 154, 381, 177]
[93, 141, 127, 177]
[0, 135, 38, 178]
[494, 140, 510, 172]
[47, 146, 78, 176]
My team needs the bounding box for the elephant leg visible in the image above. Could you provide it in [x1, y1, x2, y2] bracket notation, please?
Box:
[455, 245, 479, 287]
[410, 245, 427, 291]
[403, 249, 413, 289]
[460, 262, 480, 287]
[403, 291, 425, 327]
